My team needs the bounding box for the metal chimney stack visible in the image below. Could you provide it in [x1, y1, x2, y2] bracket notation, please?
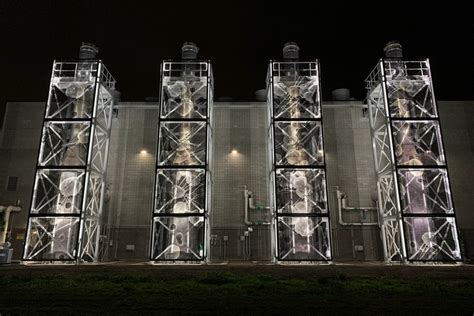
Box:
[79, 42, 99, 60]
[283, 42, 300, 60]
[383, 41, 403, 59]
[181, 42, 199, 60]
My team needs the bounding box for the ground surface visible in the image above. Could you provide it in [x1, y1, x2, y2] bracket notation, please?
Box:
[1, 262, 474, 314]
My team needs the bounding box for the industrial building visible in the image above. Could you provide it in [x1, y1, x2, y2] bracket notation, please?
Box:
[0, 42, 473, 264]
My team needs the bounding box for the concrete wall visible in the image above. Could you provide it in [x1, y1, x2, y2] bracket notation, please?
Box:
[103, 104, 157, 261]
[324, 103, 383, 261]
[210, 103, 271, 261]
[438, 101, 474, 259]
[0, 102, 44, 258]
[1, 100, 473, 262]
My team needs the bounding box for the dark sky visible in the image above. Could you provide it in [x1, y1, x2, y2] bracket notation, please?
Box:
[1, 1, 473, 124]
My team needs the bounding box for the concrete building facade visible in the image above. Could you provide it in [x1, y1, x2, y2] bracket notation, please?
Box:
[1, 100, 473, 262]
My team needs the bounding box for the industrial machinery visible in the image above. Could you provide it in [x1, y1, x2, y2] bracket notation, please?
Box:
[365, 41, 461, 263]
[0, 204, 21, 246]
[267, 43, 332, 262]
[151, 43, 213, 262]
[0, 204, 21, 263]
[23, 43, 116, 263]
[332, 187, 378, 226]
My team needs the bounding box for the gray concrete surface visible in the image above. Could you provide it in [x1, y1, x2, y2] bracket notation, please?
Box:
[1, 101, 473, 262]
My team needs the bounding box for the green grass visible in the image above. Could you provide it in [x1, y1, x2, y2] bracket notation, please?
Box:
[1, 267, 473, 314]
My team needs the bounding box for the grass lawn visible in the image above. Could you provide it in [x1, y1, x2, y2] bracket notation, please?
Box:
[1, 264, 473, 314]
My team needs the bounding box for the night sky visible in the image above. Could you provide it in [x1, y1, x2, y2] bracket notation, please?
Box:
[1, 1, 473, 125]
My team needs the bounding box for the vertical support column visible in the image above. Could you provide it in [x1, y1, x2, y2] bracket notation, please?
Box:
[366, 58, 462, 263]
[267, 59, 332, 262]
[151, 60, 213, 262]
[23, 60, 116, 263]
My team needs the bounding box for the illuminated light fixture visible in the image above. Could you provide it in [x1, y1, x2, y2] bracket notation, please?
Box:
[231, 149, 238, 154]
[140, 150, 148, 155]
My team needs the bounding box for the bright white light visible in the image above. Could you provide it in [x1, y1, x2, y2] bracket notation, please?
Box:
[140, 150, 147, 155]
[231, 149, 238, 154]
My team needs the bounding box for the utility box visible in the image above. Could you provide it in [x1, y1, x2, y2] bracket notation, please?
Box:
[0, 249, 13, 264]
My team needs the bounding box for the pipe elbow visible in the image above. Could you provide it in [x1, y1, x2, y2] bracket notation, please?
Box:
[6, 206, 21, 213]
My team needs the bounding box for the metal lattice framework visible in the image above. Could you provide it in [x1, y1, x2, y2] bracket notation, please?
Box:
[365, 59, 461, 263]
[267, 61, 332, 262]
[151, 61, 213, 262]
[23, 61, 115, 263]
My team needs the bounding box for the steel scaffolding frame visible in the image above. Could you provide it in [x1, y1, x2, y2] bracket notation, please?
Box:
[365, 59, 462, 263]
[267, 60, 332, 263]
[150, 61, 213, 263]
[23, 60, 116, 263]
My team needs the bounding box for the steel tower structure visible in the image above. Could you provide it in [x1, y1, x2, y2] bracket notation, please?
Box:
[365, 42, 462, 263]
[150, 43, 213, 262]
[23, 43, 116, 263]
[267, 43, 332, 262]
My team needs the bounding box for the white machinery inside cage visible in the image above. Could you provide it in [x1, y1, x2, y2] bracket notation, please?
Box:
[151, 43, 213, 262]
[22, 44, 116, 263]
[267, 43, 332, 262]
[365, 42, 461, 263]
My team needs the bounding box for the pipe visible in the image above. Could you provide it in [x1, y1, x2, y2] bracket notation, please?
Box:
[243, 231, 249, 260]
[247, 232, 251, 259]
[331, 187, 378, 226]
[243, 186, 271, 226]
[248, 193, 271, 211]
[0, 205, 21, 245]
[223, 237, 227, 260]
[243, 186, 253, 226]
[111, 102, 370, 110]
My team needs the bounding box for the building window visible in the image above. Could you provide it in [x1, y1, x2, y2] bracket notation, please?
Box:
[6, 176, 18, 192]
